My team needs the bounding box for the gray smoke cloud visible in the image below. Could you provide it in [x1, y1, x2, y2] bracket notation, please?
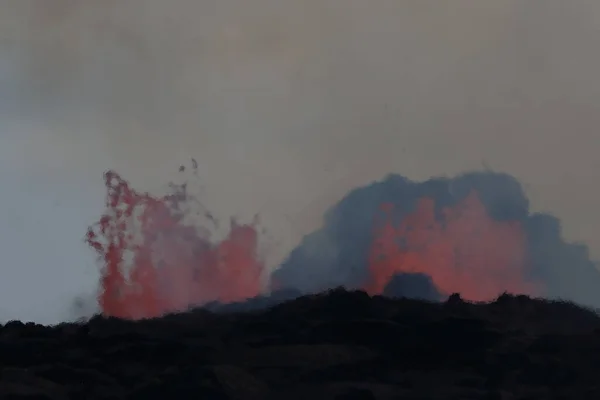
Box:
[1, 1, 600, 322]
[275, 171, 600, 308]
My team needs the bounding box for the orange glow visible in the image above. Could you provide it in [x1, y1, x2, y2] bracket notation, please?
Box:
[86, 171, 264, 319]
[87, 171, 542, 320]
[365, 191, 541, 301]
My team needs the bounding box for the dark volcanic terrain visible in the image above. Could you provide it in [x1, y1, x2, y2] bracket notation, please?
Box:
[2, 290, 600, 399]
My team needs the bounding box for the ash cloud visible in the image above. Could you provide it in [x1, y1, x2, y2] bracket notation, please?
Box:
[274, 171, 600, 308]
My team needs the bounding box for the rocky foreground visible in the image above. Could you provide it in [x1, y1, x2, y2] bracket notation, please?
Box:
[2, 290, 600, 399]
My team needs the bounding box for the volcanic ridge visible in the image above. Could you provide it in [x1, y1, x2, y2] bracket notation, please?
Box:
[2, 290, 600, 399]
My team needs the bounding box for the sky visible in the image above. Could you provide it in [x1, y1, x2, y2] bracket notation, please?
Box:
[1, 0, 600, 324]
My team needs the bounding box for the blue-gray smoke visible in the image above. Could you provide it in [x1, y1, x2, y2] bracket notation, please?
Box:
[273, 171, 600, 307]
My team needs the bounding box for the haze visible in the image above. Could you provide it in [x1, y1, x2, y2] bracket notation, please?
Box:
[1, 0, 600, 323]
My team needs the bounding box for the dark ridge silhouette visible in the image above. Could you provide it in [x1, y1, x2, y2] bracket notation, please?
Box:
[202, 274, 441, 315]
[202, 288, 303, 314]
[273, 171, 600, 307]
[3, 289, 600, 399]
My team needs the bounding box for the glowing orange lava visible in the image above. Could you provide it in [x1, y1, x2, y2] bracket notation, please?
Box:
[366, 191, 541, 301]
[87, 170, 542, 319]
[86, 171, 264, 319]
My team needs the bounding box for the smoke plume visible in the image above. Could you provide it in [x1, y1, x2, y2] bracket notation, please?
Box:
[87, 167, 600, 319]
[275, 171, 600, 307]
[3, 1, 600, 322]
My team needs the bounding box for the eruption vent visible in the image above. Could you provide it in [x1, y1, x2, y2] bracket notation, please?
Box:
[87, 168, 600, 319]
[366, 191, 540, 300]
[382, 273, 442, 301]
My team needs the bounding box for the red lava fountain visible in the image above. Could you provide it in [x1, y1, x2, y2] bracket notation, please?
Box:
[366, 191, 541, 301]
[87, 170, 542, 320]
[86, 171, 265, 319]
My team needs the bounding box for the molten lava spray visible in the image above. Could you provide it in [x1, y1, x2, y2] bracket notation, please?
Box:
[366, 192, 540, 300]
[88, 169, 600, 319]
[86, 170, 264, 319]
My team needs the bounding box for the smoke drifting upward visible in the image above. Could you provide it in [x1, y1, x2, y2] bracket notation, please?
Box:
[275, 171, 600, 308]
[88, 166, 600, 319]
[5, 1, 600, 258]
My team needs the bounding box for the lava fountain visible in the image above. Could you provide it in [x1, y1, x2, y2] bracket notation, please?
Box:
[88, 168, 600, 319]
[86, 170, 265, 319]
[366, 191, 541, 300]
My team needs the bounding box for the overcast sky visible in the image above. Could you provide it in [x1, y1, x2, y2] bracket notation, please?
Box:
[2, 0, 600, 324]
